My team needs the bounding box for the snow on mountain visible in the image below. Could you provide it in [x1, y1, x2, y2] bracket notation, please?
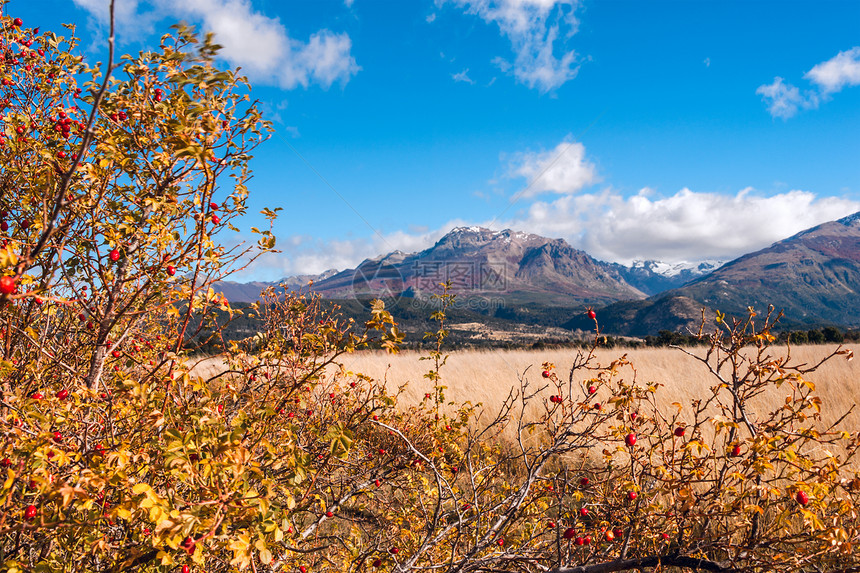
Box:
[629, 260, 724, 278]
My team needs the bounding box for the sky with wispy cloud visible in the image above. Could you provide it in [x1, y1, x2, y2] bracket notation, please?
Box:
[15, 0, 860, 279]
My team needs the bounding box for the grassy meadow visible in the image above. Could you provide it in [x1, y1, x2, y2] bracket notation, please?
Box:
[337, 344, 860, 435]
[191, 342, 860, 440]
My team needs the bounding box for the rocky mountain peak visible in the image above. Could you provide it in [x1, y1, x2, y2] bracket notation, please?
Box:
[429, 226, 551, 256]
[837, 211, 860, 227]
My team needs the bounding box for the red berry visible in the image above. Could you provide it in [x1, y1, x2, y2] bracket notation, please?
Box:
[563, 527, 576, 539]
[627, 491, 638, 501]
[209, 202, 218, 210]
[299, 567, 307, 573]
[372, 559, 382, 567]
[1, 458, 10, 467]
[0, 276, 15, 295]
[579, 507, 588, 517]
[24, 504, 37, 520]
[390, 547, 398, 554]
[325, 511, 334, 518]
[613, 527, 623, 538]
[166, 265, 176, 276]
[211, 215, 220, 225]
[587, 309, 596, 320]
[541, 370, 550, 378]
[182, 566, 189, 573]
[604, 530, 615, 542]
[661, 532, 670, 540]
[52, 431, 62, 443]
[625, 433, 637, 447]
[575, 536, 584, 545]
[674, 427, 685, 437]
[796, 490, 809, 506]
[580, 477, 589, 487]
[217, 404, 224, 414]
[111, 350, 121, 359]
[584, 535, 592, 545]
[108, 249, 120, 262]
[731, 444, 742, 457]
[181, 537, 195, 554]
[13, 18, 23, 27]
[57, 151, 66, 159]
[547, 521, 556, 529]
[374, 479, 381, 487]
[56, 389, 68, 400]
[31, 391, 44, 400]
[588, 385, 597, 394]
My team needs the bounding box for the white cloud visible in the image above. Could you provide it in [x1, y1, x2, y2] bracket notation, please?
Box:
[758, 46, 860, 119]
[804, 46, 860, 94]
[443, 0, 581, 93]
[74, 0, 359, 90]
[507, 137, 598, 196]
[233, 226, 459, 281]
[452, 68, 475, 84]
[755, 77, 812, 119]
[507, 187, 860, 264]
[235, 187, 859, 280]
[72, 0, 160, 42]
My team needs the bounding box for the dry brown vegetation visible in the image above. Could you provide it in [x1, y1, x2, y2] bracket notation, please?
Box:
[190, 342, 860, 437]
[333, 343, 860, 435]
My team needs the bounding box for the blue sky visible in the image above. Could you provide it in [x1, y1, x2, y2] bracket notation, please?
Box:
[13, 0, 860, 280]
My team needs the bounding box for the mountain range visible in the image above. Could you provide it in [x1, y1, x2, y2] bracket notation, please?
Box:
[215, 212, 860, 336]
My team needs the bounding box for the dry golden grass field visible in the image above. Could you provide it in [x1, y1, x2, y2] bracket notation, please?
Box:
[191, 343, 860, 438]
[337, 344, 860, 433]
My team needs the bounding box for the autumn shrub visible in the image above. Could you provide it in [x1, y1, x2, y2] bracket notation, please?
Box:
[1, 5, 860, 573]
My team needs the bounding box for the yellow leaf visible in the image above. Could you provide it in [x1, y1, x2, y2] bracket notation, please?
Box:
[3, 469, 15, 491]
[132, 483, 152, 495]
[154, 517, 175, 535]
